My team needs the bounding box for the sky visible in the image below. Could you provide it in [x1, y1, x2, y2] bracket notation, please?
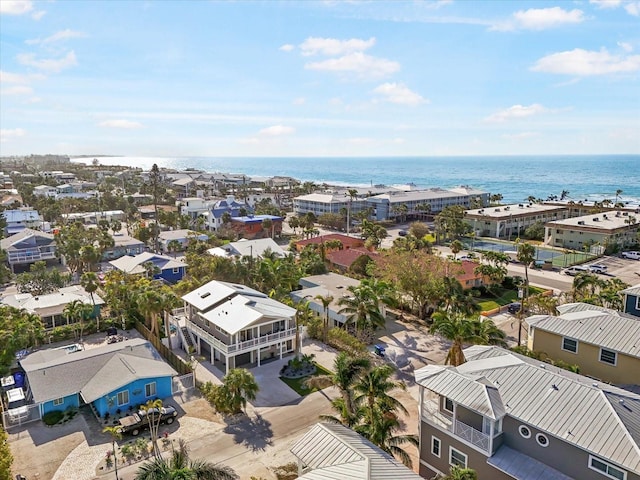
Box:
[0, 0, 639, 157]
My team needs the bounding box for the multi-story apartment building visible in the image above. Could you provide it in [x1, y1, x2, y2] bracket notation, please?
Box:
[545, 211, 639, 252]
[527, 303, 640, 385]
[416, 345, 640, 480]
[176, 280, 297, 373]
[464, 203, 569, 239]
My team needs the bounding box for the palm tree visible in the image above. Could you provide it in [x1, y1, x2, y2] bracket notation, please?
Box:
[167, 239, 181, 257]
[346, 188, 358, 235]
[223, 368, 259, 414]
[450, 239, 464, 259]
[137, 287, 165, 336]
[438, 466, 478, 480]
[615, 189, 623, 205]
[516, 241, 536, 346]
[103, 425, 122, 480]
[337, 285, 386, 334]
[306, 352, 371, 423]
[63, 299, 93, 340]
[139, 399, 164, 459]
[80, 271, 100, 329]
[430, 311, 505, 366]
[315, 294, 334, 343]
[135, 438, 238, 480]
[353, 364, 407, 427]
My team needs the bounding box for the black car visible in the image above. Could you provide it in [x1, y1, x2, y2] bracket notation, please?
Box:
[507, 302, 522, 314]
[398, 230, 408, 237]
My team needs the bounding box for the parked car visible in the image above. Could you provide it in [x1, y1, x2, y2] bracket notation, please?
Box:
[507, 302, 523, 314]
[588, 264, 608, 274]
[398, 230, 408, 237]
[621, 251, 640, 260]
[562, 266, 589, 276]
[116, 405, 178, 436]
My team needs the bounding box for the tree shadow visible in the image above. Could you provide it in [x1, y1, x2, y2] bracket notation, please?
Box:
[223, 413, 273, 452]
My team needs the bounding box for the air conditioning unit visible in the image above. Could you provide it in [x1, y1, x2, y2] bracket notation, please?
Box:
[578, 221, 585, 225]
[593, 217, 599, 221]
[495, 208, 501, 212]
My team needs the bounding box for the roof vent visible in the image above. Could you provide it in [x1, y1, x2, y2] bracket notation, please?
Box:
[539, 364, 546, 369]
[495, 208, 501, 212]
[593, 217, 599, 222]
[552, 384, 559, 391]
[592, 383, 598, 388]
[518, 204, 524, 207]
[200, 292, 211, 299]
[578, 221, 585, 225]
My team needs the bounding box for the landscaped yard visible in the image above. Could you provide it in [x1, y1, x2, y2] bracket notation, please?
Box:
[477, 286, 546, 311]
[279, 363, 332, 396]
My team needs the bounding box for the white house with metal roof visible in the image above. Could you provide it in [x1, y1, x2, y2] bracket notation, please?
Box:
[526, 303, 640, 385]
[207, 237, 287, 259]
[416, 345, 640, 480]
[175, 280, 297, 373]
[109, 251, 186, 284]
[16, 338, 177, 422]
[291, 422, 423, 479]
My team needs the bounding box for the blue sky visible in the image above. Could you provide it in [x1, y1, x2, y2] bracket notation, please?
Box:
[1, 0, 639, 157]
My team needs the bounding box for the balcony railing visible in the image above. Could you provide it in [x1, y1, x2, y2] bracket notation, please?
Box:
[8, 250, 56, 264]
[186, 320, 296, 356]
[421, 398, 490, 454]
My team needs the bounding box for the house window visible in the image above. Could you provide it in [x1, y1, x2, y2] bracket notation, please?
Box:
[600, 348, 617, 366]
[535, 433, 549, 447]
[145, 382, 157, 397]
[117, 391, 129, 406]
[562, 337, 578, 353]
[443, 397, 454, 414]
[635, 296, 640, 310]
[589, 456, 626, 480]
[172, 268, 180, 274]
[449, 447, 467, 468]
[431, 436, 441, 458]
[53, 397, 64, 406]
[518, 425, 531, 438]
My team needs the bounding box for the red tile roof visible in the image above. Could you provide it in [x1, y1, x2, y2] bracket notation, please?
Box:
[296, 234, 364, 250]
[327, 247, 379, 269]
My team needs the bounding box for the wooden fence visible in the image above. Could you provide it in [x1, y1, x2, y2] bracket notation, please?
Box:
[135, 322, 192, 376]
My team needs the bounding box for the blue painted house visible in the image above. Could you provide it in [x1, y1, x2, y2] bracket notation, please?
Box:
[621, 283, 640, 318]
[20, 338, 177, 417]
[109, 251, 187, 284]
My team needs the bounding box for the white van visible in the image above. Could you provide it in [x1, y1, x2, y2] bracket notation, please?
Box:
[622, 251, 640, 260]
[562, 266, 589, 276]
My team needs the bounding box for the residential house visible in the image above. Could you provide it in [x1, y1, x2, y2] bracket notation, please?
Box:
[0, 228, 57, 273]
[291, 273, 361, 328]
[2, 208, 44, 235]
[464, 203, 569, 240]
[230, 214, 283, 240]
[290, 422, 423, 479]
[621, 283, 640, 318]
[207, 238, 287, 259]
[456, 260, 490, 289]
[1, 285, 104, 330]
[172, 177, 197, 199]
[109, 252, 186, 284]
[101, 233, 145, 261]
[32, 185, 59, 198]
[19, 338, 177, 418]
[526, 302, 640, 385]
[175, 280, 297, 373]
[416, 345, 640, 480]
[157, 229, 208, 254]
[206, 196, 250, 232]
[545, 211, 639, 252]
[61, 210, 126, 225]
[295, 233, 364, 253]
[325, 247, 379, 272]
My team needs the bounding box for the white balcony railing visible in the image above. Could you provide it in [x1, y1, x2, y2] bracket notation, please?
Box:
[186, 320, 295, 356]
[8, 250, 56, 264]
[421, 398, 490, 454]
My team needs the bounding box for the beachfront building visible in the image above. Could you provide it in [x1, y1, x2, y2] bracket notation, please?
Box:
[176, 280, 297, 373]
[0, 228, 57, 273]
[1, 285, 104, 330]
[527, 303, 640, 385]
[463, 203, 569, 239]
[416, 345, 640, 480]
[293, 192, 369, 219]
[544, 211, 639, 252]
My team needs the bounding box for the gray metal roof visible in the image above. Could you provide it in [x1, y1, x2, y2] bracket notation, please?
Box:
[556, 302, 630, 317]
[527, 310, 640, 358]
[488, 445, 573, 480]
[0, 228, 54, 250]
[621, 284, 640, 297]
[291, 423, 422, 480]
[109, 252, 185, 274]
[416, 346, 640, 475]
[21, 339, 177, 404]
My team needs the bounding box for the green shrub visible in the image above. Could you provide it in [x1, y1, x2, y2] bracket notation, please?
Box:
[43, 410, 64, 426]
[327, 328, 367, 355]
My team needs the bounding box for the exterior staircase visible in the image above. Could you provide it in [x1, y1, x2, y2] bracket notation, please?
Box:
[180, 326, 194, 351]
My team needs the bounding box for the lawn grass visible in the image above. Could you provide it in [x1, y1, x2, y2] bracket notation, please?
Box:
[477, 286, 546, 311]
[279, 363, 333, 396]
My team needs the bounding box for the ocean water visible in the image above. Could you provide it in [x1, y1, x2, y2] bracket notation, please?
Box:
[75, 155, 640, 205]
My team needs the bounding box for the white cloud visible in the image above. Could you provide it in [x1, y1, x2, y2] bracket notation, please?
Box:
[293, 97, 306, 105]
[502, 132, 540, 139]
[590, 0, 622, 8]
[492, 7, 585, 31]
[0, 128, 26, 143]
[626, 1, 640, 15]
[259, 125, 295, 136]
[589, 0, 640, 16]
[0, 0, 32, 15]
[279, 44, 295, 52]
[27, 29, 87, 45]
[98, 119, 143, 129]
[618, 41, 634, 52]
[299, 37, 376, 56]
[31, 9, 45, 20]
[17, 51, 78, 73]
[1, 85, 33, 95]
[372, 82, 427, 106]
[484, 104, 548, 123]
[0, 70, 44, 84]
[306, 52, 400, 78]
[531, 48, 640, 75]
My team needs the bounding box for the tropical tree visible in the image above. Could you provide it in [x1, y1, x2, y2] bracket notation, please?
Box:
[102, 425, 123, 480]
[80, 271, 100, 328]
[139, 398, 164, 459]
[346, 188, 358, 235]
[437, 466, 478, 480]
[337, 285, 386, 334]
[63, 299, 93, 340]
[516, 241, 536, 345]
[149, 163, 162, 253]
[315, 294, 334, 343]
[134, 438, 238, 480]
[430, 311, 506, 366]
[353, 364, 407, 428]
[167, 239, 182, 257]
[221, 368, 259, 415]
[450, 239, 464, 259]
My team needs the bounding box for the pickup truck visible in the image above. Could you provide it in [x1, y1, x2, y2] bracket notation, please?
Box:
[116, 405, 177, 436]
